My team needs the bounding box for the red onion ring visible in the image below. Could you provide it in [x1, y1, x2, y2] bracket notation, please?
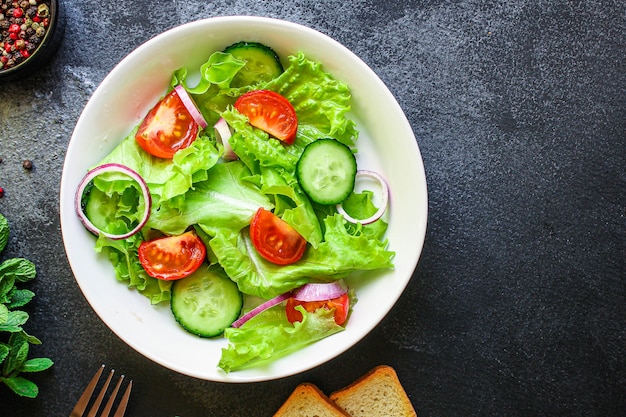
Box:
[214, 118, 238, 160]
[74, 163, 152, 240]
[293, 281, 348, 302]
[231, 291, 292, 328]
[336, 170, 390, 225]
[174, 84, 208, 129]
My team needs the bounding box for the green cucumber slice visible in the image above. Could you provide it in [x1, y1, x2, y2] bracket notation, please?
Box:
[296, 139, 357, 205]
[223, 41, 284, 87]
[171, 267, 243, 338]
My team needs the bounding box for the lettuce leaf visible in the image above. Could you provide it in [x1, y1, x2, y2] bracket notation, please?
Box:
[219, 305, 343, 372]
[94, 234, 171, 304]
[95, 129, 221, 203]
[211, 214, 394, 299]
[266, 53, 359, 147]
[146, 161, 273, 236]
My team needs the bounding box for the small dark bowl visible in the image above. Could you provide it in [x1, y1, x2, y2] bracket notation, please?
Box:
[0, 0, 65, 81]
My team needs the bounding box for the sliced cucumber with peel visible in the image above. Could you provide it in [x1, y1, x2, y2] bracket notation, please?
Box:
[223, 41, 284, 87]
[171, 266, 243, 338]
[296, 139, 357, 205]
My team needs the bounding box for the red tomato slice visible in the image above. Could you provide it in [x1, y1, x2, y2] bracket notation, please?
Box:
[234, 90, 298, 144]
[250, 208, 306, 265]
[285, 293, 350, 325]
[138, 231, 206, 280]
[135, 89, 199, 159]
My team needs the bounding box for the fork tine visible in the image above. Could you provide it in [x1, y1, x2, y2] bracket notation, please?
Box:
[113, 379, 132, 417]
[87, 368, 115, 417]
[99, 374, 124, 417]
[70, 365, 105, 417]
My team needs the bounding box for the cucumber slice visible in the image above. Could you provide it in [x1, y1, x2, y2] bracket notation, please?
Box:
[171, 266, 243, 338]
[296, 139, 357, 205]
[223, 41, 284, 87]
[83, 185, 119, 232]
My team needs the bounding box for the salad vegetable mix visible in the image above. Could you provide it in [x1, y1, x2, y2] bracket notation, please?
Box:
[74, 41, 395, 372]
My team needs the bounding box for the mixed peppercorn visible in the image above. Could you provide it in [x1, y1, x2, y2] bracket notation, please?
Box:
[0, 0, 51, 71]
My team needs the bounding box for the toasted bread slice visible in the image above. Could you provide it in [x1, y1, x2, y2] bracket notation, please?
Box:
[273, 382, 352, 417]
[329, 365, 417, 417]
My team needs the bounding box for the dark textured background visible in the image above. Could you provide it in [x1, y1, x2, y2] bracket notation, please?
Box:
[0, 1, 624, 416]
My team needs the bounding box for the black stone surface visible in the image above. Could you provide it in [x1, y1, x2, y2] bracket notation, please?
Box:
[0, 1, 624, 416]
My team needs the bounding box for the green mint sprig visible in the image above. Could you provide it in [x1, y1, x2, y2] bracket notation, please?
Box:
[0, 213, 53, 398]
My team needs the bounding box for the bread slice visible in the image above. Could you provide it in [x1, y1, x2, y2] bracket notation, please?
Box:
[273, 382, 351, 417]
[329, 365, 417, 417]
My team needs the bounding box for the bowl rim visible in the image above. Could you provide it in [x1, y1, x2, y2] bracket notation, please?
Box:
[60, 15, 428, 382]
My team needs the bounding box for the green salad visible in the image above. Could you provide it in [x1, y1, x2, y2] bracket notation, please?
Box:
[75, 41, 395, 372]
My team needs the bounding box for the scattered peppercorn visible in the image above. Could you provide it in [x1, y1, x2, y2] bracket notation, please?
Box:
[0, 0, 50, 72]
[22, 159, 32, 169]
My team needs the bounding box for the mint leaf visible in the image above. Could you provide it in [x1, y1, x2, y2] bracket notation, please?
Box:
[0, 275, 16, 303]
[19, 330, 41, 345]
[0, 213, 53, 398]
[2, 376, 39, 398]
[7, 288, 35, 309]
[0, 304, 7, 324]
[21, 358, 53, 373]
[0, 310, 29, 333]
[3, 334, 29, 376]
[0, 343, 9, 364]
[0, 258, 36, 283]
[0, 213, 8, 253]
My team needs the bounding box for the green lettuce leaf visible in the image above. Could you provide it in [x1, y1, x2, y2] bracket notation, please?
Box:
[94, 234, 172, 304]
[211, 214, 394, 299]
[147, 160, 273, 236]
[95, 130, 220, 203]
[265, 53, 359, 147]
[219, 305, 343, 372]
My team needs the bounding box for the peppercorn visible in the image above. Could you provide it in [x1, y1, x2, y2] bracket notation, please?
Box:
[0, 0, 50, 71]
[22, 159, 32, 169]
[0, 187, 5, 198]
[36, 3, 47, 18]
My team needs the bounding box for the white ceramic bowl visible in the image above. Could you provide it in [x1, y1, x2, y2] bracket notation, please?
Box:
[59, 16, 427, 382]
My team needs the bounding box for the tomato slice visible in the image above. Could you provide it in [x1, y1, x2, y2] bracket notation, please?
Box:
[138, 231, 206, 280]
[250, 208, 307, 265]
[234, 90, 298, 144]
[285, 293, 350, 325]
[135, 89, 199, 159]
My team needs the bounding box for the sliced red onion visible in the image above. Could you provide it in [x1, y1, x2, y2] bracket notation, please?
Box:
[174, 84, 208, 129]
[75, 163, 152, 240]
[293, 281, 348, 302]
[214, 118, 238, 160]
[336, 170, 390, 225]
[231, 291, 292, 328]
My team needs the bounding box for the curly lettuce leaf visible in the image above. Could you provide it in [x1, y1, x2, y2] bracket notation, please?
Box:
[219, 305, 343, 372]
[146, 161, 273, 236]
[265, 53, 359, 147]
[95, 129, 220, 203]
[211, 214, 394, 299]
[94, 234, 171, 304]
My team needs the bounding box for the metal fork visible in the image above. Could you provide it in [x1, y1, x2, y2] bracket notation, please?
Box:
[70, 365, 133, 417]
